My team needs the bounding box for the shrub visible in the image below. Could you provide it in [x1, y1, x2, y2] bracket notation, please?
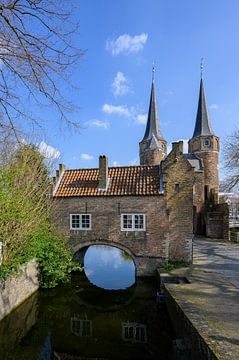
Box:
[0, 232, 81, 288]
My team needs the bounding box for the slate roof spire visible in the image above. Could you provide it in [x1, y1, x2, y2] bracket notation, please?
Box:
[192, 63, 214, 138]
[142, 65, 165, 142]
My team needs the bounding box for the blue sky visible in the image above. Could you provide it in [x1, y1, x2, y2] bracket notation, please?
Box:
[37, 0, 239, 179]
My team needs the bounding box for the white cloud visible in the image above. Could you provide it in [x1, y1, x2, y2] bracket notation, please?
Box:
[38, 141, 60, 160]
[111, 72, 130, 96]
[135, 113, 147, 125]
[106, 33, 148, 55]
[102, 104, 149, 128]
[112, 160, 120, 166]
[102, 103, 131, 117]
[209, 103, 219, 110]
[86, 119, 110, 130]
[81, 153, 94, 161]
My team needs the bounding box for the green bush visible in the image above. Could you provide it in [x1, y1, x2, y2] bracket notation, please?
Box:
[163, 260, 189, 273]
[0, 232, 81, 288]
[28, 232, 82, 288]
[230, 228, 239, 243]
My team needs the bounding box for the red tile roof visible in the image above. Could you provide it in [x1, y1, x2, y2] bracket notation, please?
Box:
[54, 165, 161, 197]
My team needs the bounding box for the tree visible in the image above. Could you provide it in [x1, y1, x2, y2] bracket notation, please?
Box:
[222, 129, 239, 192]
[0, 142, 51, 261]
[0, 140, 81, 286]
[0, 0, 83, 138]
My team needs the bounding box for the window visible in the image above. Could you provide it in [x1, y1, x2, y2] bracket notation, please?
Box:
[204, 186, 209, 201]
[71, 315, 92, 337]
[70, 214, 91, 230]
[175, 183, 180, 192]
[122, 322, 147, 343]
[121, 214, 145, 231]
[204, 139, 211, 147]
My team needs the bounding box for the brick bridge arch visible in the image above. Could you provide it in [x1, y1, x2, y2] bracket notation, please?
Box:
[69, 231, 165, 276]
[71, 240, 139, 274]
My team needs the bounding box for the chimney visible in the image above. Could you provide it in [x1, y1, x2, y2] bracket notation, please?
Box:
[98, 155, 108, 190]
[52, 163, 66, 195]
[172, 141, 184, 155]
[59, 163, 65, 173]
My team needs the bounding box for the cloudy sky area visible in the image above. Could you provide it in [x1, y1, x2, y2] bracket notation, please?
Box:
[35, 1, 239, 180]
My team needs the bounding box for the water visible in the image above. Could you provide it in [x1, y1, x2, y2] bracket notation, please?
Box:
[0, 245, 176, 360]
[84, 245, 135, 289]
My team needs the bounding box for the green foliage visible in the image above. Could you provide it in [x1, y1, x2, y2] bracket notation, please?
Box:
[0, 143, 51, 260]
[0, 231, 81, 288]
[30, 232, 81, 288]
[120, 250, 133, 262]
[0, 142, 81, 288]
[230, 228, 239, 243]
[163, 260, 189, 273]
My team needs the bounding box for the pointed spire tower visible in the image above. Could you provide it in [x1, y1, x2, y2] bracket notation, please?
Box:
[139, 66, 167, 165]
[188, 61, 220, 192]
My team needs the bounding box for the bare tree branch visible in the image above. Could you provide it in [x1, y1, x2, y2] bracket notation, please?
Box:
[0, 0, 83, 138]
[221, 129, 239, 192]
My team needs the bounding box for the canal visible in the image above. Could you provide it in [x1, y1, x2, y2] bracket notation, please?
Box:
[0, 245, 177, 360]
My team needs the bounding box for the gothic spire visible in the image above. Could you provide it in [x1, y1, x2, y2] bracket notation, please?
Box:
[142, 68, 165, 142]
[192, 77, 214, 138]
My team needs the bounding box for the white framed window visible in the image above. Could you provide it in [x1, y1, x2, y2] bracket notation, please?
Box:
[70, 214, 91, 230]
[122, 322, 147, 343]
[121, 214, 146, 231]
[71, 315, 92, 337]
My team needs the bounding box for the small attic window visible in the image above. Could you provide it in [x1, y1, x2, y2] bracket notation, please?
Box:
[175, 183, 180, 192]
[204, 139, 211, 147]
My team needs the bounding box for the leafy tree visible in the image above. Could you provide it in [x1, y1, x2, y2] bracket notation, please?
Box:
[222, 129, 239, 192]
[0, 0, 83, 137]
[0, 142, 51, 262]
[0, 141, 80, 287]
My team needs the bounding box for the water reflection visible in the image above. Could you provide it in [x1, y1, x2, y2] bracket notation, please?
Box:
[70, 314, 92, 337]
[0, 273, 175, 360]
[84, 245, 135, 290]
[122, 322, 147, 343]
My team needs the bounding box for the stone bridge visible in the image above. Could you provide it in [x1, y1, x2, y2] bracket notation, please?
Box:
[69, 235, 167, 277]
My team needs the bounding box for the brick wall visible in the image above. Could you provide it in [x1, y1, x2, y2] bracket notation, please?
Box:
[54, 195, 170, 275]
[196, 151, 219, 191]
[139, 146, 166, 166]
[53, 142, 196, 274]
[206, 203, 229, 239]
[162, 143, 194, 262]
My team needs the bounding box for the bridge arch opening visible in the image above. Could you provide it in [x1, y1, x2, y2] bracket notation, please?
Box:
[75, 243, 136, 290]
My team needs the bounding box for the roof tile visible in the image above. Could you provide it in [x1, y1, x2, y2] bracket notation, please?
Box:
[54, 165, 161, 197]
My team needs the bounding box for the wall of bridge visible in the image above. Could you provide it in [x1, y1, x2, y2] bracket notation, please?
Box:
[54, 196, 169, 276]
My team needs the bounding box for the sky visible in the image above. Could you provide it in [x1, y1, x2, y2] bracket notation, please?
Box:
[35, 0, 239, 180]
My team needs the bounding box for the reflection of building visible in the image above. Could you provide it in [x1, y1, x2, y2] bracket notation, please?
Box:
[52, 68, 228, 276]
[54, 352, 102, 360]
[122, 322, 147, 343]
[70, 314, 92, 337]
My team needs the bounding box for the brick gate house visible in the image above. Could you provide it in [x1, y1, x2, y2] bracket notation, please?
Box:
[52, 71, 228, 276]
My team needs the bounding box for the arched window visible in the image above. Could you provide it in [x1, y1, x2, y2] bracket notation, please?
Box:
[204, 139, 211, 147]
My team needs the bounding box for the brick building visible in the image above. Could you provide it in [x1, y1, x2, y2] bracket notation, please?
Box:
[52, 70, 228, 276]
